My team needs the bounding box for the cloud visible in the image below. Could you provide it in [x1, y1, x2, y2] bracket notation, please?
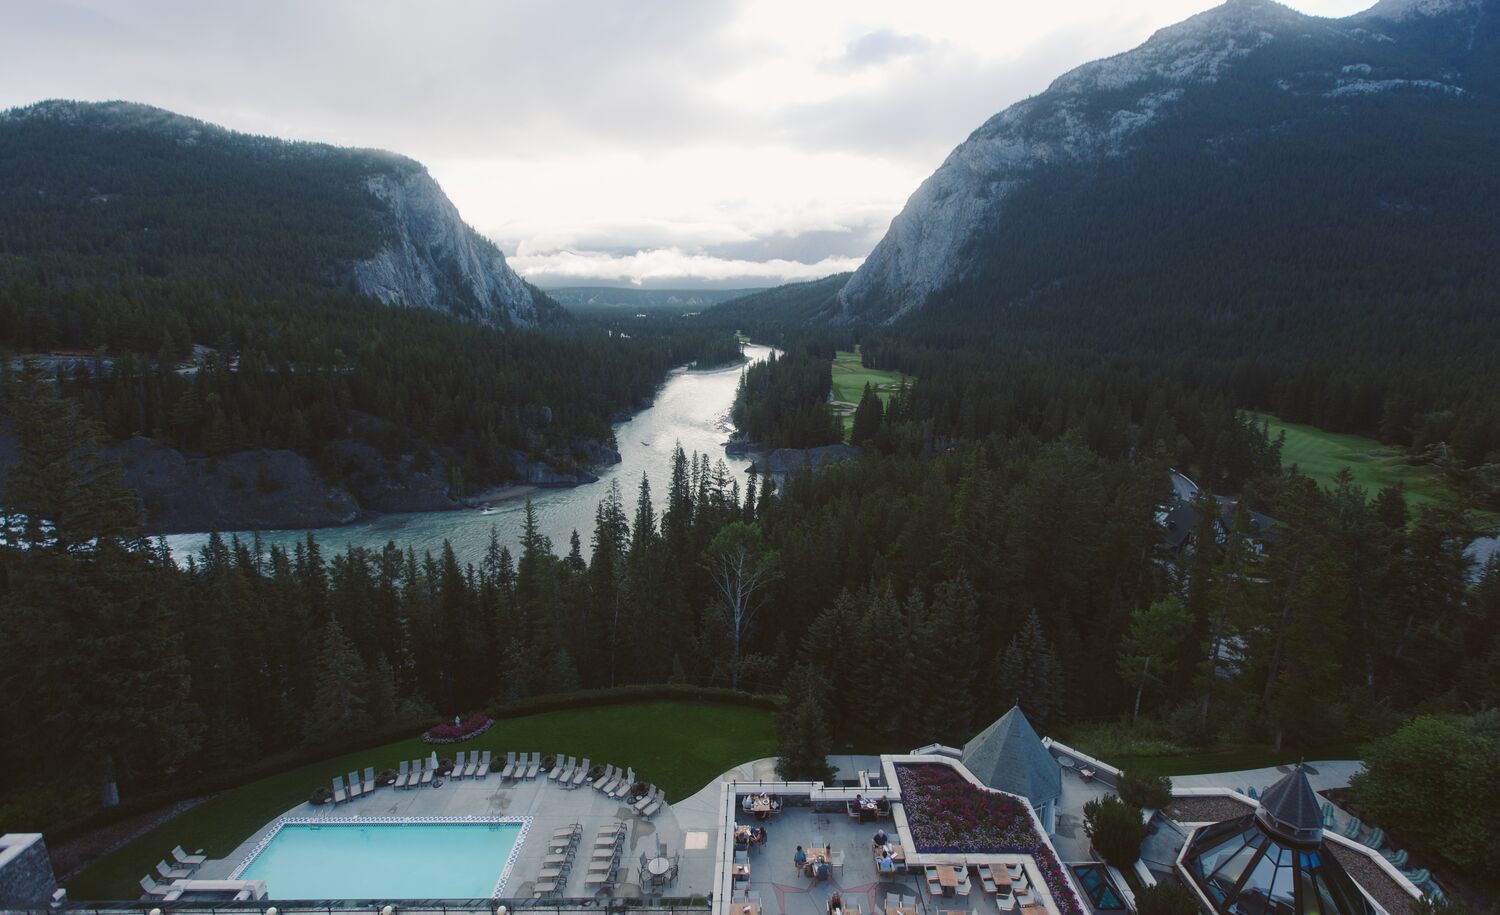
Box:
[831, 30, 933, 70]
[511, 248, 863, 286]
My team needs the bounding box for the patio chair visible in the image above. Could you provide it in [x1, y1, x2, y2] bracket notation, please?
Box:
[549, 755, 567, 781]
[572, 757, 591, 787]
[595, 764, 617, 791]
[1247, 786, 1258, 800]
[347, 771, 363, 799]
[393, 759, 409, 789]
[1320, 802, 1334, 827]
[1342, 816, 1363, 839]
[997, 890, 1017, 912]
[831, 850, 845, 869]
[410, 759, 425, 788]
[1403, 868, 1430, 885]
[501, 750, 518, 779]
[362, 766, 375, 794]
[420, 760, 434, 786]
[643, 792, 664, 818]
[634, 785, 658, 812]
[452, 751, 468, 780]
[139, 875, 183, 902]
[1361, 826, 1385, 849]
[600, 762, 624, 792]
[155, 860, 192, 881]
[171, 845, 205, 868]
[467, 751, 482, 778]
[330, 775, 348, 803]
[475, 750, 492, 779]
[613, 767, 636, 799]
[561, 755, 577, 780]
[526, 751, 541, 779]
[1383, 849, 1409, 868]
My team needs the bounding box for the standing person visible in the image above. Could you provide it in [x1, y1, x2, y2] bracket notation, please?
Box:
[794, 845, 807, 873]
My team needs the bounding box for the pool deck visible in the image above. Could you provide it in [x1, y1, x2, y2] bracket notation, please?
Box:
[202, 758, 773, 901]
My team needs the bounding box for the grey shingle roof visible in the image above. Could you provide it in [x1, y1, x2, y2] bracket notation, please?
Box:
[960, 705, 1061, 805]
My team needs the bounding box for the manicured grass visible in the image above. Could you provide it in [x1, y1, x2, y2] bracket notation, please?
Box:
[1107, 744, 1364, 780]
[1247, 412, 1451, 506]
[67, 701, 775, 900]
[1057, 720, 1362, 779]
[831, 350, 911, 436]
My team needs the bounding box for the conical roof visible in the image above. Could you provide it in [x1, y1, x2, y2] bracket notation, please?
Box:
[960, 705, 1061, 805]
[1257, 764, 1324, 845]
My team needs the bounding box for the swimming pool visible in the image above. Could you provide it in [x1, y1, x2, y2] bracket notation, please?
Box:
[233, 817, 529, 899]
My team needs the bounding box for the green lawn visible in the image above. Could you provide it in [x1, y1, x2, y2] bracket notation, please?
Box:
[1107, 744, 1365, 780]
[832, 350, 911, 436]
[1247, 412, 1451, 506]
[67, 701, 775, 899]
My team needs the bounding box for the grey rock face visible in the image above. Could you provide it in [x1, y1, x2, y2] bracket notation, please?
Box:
[353, 168, 546, 328]
[836, 0, 1452, 323]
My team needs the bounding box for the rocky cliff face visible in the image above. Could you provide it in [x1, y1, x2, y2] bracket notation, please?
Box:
[836, 0, 1495, 323]
[354, 167, 556, 328]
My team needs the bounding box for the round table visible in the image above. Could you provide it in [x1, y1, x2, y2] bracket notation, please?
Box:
[647, 856, 672, 877]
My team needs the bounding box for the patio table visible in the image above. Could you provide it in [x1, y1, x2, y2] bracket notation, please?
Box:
[937, 865, 962, 896]
[647, 856, 672, 877]
[886, 907, 917, 915]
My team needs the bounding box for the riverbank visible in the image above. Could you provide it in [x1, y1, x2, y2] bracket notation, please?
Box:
[163, 344, 777, 567]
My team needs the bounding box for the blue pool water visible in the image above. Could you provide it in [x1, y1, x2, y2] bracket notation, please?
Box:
[1071, 864, 1126, 910]
[238, 822, 524, 899]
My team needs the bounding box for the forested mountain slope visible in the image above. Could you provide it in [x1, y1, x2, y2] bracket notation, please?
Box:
[720, 0, 1500, 454]
[0, 101, 726, 531]
[0, 99, 557, 331]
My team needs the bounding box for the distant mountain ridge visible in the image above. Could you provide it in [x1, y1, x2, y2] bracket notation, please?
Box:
[547, 286, 764, 313]
[0, 99, 558, 328]
[830, 0, 1499, 324]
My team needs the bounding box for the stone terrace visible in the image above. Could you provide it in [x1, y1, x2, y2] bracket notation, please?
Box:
[730, 805, 930, 915]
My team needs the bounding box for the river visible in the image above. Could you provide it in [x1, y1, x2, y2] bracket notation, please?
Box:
[165, 343, 776, 566]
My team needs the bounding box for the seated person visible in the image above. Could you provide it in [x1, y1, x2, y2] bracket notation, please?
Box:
[794, 845, 808, 870]
[829, 892, 844, 915]
[872, 828, 889, 847]
[816, 860, 832, 882]
[742, 795, 754, 812]
[877, 850, 896, 874]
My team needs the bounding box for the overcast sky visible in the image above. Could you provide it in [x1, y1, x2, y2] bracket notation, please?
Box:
[1, 0, 1374, 288]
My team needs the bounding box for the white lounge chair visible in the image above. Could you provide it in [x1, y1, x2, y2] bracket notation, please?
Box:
[594, 764, 616, 791]
[362, 766, 375, 795]
[549, 755, 567, 781]
[633, 785, 657, 812]
[571, 757, 591, 788]
[156, 860, 192, 881]
[526, 751, 541, 779]
[465, 751, 481, 778]
[420, 760, 434, 786]
[612, 768, 636, 800]
[171, 845, 206, 868]
[346, 771, 363, 800]
[501, 751, 518, 779]
[140, 875, 183, 901]
[452, 751, 468, 780]
[331, 774, 348, 804]
[393, 760, 409, 789]
[475, 750, 492, 779]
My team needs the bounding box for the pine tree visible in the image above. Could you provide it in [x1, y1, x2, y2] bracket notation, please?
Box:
[775, 664, 834, 781]
[851, 382, 884, 446]
[307, 617, 368, 740]
[996, 610, 1064, 729]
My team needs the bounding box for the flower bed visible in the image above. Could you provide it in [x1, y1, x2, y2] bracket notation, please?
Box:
[896, 764, 1083, 915]
[422, 715, 495, 744]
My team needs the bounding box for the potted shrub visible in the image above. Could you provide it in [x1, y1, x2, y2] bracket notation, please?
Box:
[631, 781, 648, 800]
[378, 768, 398, 787]
[588, 764, 605, 781]
[542, 754, 557, 771]
[438, 757, 455, 776]
[309, 786, 333, 806]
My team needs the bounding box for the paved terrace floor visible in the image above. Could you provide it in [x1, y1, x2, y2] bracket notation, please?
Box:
[201, 765, 730, 901]
[733, 805, 969, 915]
